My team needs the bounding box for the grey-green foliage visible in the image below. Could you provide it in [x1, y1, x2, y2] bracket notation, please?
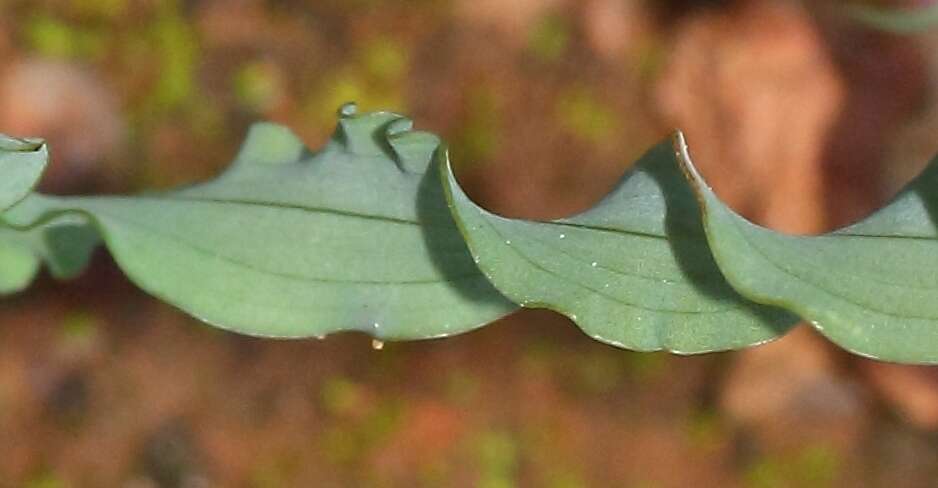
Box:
[0, 227, 41, 293]
[677, 133, 938, 364]
[1, 104, 516, 338]
[441, 141, 796, 354]
[0, 222, 98, 294]
[0, 135, 99, 294]
[3, 105, 938, 364]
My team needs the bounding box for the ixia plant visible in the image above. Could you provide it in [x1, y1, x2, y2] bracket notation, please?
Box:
[2, 103, 938, 364]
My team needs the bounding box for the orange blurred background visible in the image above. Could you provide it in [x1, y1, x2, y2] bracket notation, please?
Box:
[2, 0, 938, 486]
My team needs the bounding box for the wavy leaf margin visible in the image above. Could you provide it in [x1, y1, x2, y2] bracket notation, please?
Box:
[4, 109, 938, 363]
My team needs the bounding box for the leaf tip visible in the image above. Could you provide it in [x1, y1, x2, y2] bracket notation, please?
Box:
[333, 103, 441, 173]
[672, 130, 702, 185]
[437, 144, 462, 200]
[334, 102, 402, 157]
[385, 117, 414, 136]
[0, 134, 45, 153]
[1, 133, 50, 211]
[386, 122, 440, 174]
[338, 101, 359, 118]
[671, 130, 718, 213]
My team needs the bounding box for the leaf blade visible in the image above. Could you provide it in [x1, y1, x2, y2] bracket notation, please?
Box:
[442, 139, 797, 353]
[4, 106, 517, 339]
[677, 132, 938, 364]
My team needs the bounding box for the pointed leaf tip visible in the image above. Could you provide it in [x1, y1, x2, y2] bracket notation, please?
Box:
[339, 102, 359, 117]
[387, 120, 440, 174]
[0, 134, 45, 152]
[386, 117, 414, 137]
[333, 104, 435, 168]
[336, 108, 403, 157]
[1, 134, 49, 211]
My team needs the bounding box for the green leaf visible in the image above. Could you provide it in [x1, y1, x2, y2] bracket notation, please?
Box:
[0, 227, 40, 294]
[0, 134, 47, 211]
[3, 105, 516, 339]
[441, 138, 797, 354]
[0, 134, 95, 295]
[0, 219, 99, 295]
[844, 2, 938, 34]
[677, 132, 938, 364]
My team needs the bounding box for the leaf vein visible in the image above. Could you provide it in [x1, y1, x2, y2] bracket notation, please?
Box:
[482, 216, 740, 316]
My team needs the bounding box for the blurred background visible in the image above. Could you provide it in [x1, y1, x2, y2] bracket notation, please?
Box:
[2, 0, 938, 486]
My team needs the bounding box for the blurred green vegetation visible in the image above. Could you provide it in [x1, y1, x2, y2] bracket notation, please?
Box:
[745, 445, 840, 488]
